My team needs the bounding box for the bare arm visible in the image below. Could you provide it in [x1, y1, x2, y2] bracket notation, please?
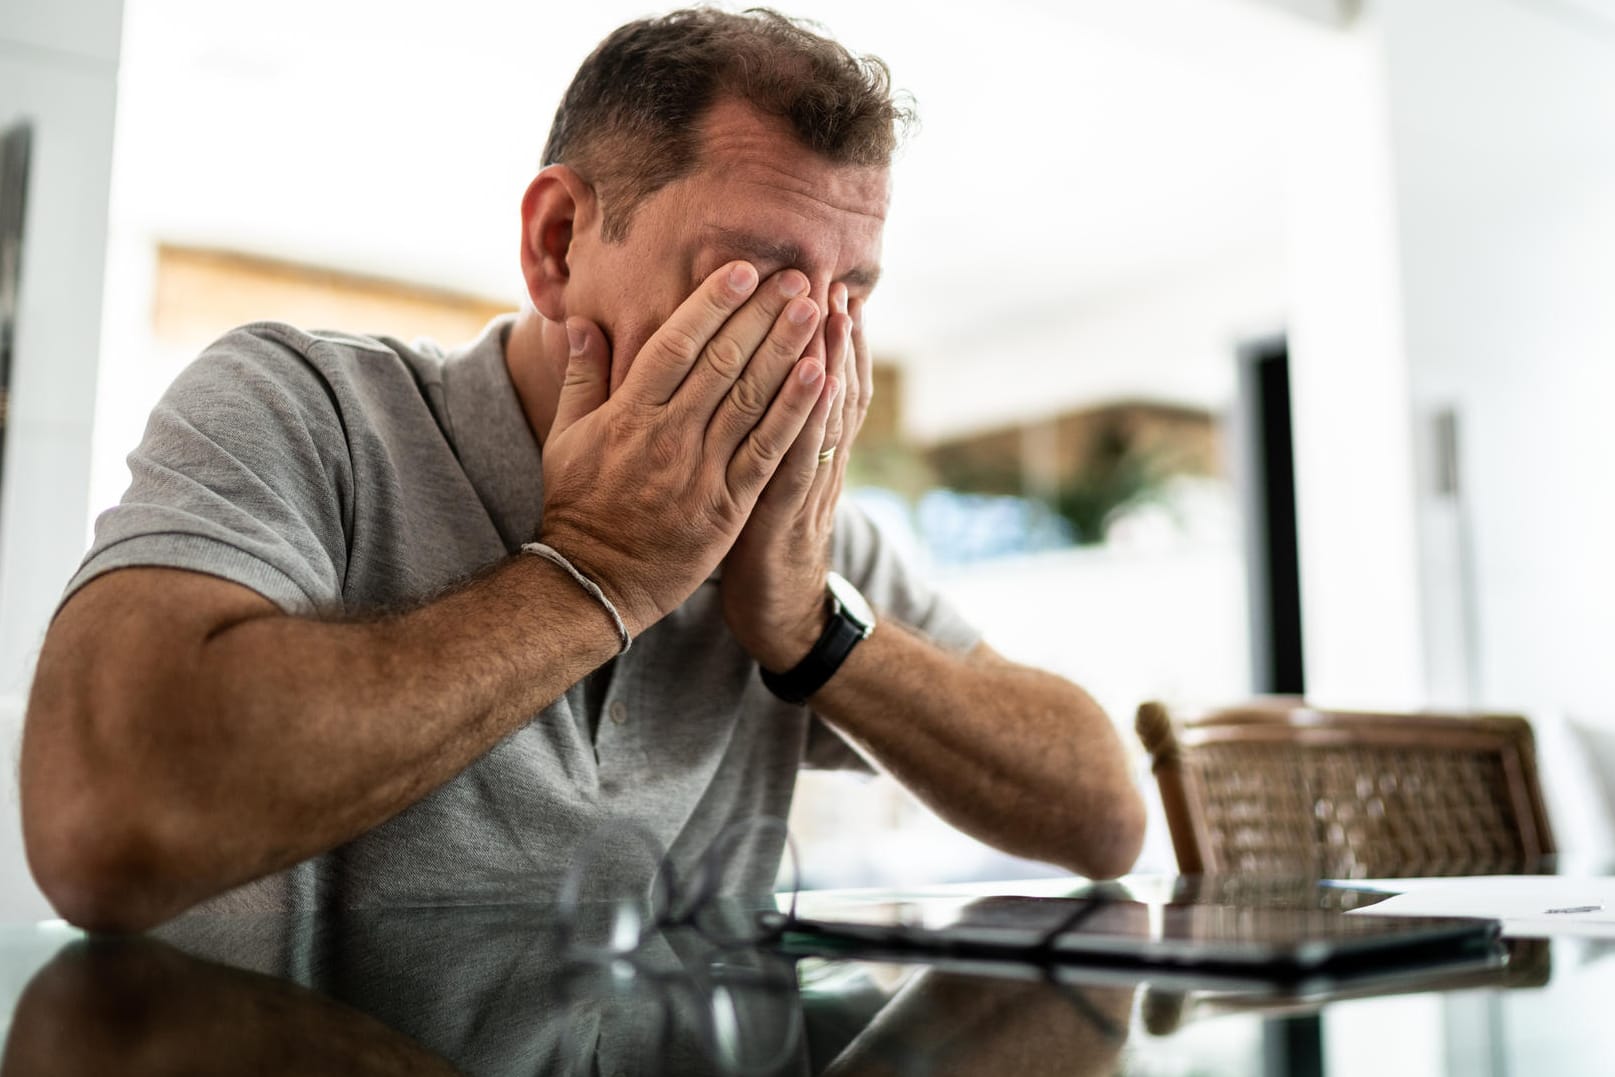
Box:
[21, 560, 622, 933]
[810, 631, 1146, 880]
[21, 259, 830, 932]
[718, 287, 1143, 879]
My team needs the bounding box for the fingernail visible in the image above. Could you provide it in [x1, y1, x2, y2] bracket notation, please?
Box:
[799, 362, 823, 386]
[778, 272, 808, 297]
[567, 323, 586, 356]
[787, 298, 816, 326]
[728, 262, 757, 293]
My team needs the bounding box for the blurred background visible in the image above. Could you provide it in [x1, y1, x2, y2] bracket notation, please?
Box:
[3, 0, 1614, 950]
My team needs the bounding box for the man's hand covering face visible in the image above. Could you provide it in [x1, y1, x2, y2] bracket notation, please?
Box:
[536, 261, 835, 642]
[721, 281, 870, 671]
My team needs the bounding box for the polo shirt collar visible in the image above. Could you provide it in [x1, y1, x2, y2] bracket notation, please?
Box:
[440, 313, 544, 553]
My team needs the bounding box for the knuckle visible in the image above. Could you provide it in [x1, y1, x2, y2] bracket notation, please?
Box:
[609, 402, 653, 437]
[656, 324, 703, 362]
[703, 485, 739, 521]
[647, 427, 685, 471]
[763, 326, 808, 365]
[727, 375, 771, 421]
[703, 335, 748, 379]
[727, 456, 767, 501]
[745, 427, 784, 468]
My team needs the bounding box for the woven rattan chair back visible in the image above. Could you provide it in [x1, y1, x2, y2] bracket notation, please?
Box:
[1136, 700, 1555, 878]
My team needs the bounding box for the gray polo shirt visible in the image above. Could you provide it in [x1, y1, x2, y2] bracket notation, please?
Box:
[66, 315, 980, 912]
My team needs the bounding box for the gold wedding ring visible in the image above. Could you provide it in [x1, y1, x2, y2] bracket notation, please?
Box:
[817, 446, 837, 466]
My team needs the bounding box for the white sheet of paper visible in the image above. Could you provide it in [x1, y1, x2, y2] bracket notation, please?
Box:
[1337, 876, 1615, 938]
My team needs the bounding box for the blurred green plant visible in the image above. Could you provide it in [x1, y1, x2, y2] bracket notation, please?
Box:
[1051, 420, 1172, 545]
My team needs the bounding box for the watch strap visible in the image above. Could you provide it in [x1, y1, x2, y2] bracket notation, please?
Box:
[759, 608, 866, 704]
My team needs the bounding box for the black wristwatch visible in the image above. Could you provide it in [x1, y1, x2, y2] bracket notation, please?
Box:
[759, 572, 877, 704]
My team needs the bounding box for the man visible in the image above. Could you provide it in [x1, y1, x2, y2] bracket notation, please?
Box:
[21, 8, 1144, 932]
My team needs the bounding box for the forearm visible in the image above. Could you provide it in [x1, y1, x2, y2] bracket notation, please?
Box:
[180, 558, 619, 858]
[23, 557, 620, 929]
[807, 624, 1145, 879]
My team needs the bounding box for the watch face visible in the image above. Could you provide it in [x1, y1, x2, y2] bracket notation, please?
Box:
[826, 571, 876, 636]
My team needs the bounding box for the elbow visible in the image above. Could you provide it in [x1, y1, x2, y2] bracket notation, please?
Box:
[1067, 784, 1147, 881]
[21, 685, 204, 933]
[24, 787, 192, 934]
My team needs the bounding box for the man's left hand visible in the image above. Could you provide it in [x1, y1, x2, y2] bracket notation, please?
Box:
[723, 284, 870, 672]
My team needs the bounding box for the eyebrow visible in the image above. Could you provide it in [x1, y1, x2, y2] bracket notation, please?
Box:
[699, 225, 882, 290]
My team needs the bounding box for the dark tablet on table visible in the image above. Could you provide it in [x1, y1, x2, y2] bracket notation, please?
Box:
[782, 890, 1500, 981]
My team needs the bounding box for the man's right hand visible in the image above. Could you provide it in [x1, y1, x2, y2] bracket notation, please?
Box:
[537, 261, 836, 639]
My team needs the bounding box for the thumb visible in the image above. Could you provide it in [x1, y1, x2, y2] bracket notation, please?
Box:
[551, 316, 612, 436]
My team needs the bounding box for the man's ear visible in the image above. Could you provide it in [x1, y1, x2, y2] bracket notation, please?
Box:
[519, 165, 597, 321]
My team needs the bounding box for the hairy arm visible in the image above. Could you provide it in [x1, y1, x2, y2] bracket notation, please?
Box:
[810, 630, 1146, 880]
[720, 287, 1142, 879]
[21, 561, 622, 933]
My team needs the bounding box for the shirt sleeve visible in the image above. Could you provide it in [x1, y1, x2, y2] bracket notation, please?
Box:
[61, 326, 355, 617]
[803, 499, 984, 772]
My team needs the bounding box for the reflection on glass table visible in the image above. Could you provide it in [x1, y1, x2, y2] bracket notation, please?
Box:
[3, 875, 1615, 1075]
[0, 903, 1133, 1077]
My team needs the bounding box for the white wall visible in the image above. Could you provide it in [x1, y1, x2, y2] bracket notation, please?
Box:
[0, 0, 125, 921]
[1281, 10, 1429, 708]
[1280, 0, 1615, 723]
[1379, 0, 1615, 718]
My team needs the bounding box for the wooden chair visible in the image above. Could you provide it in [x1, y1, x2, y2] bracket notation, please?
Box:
[1136, 699, 1556, 879]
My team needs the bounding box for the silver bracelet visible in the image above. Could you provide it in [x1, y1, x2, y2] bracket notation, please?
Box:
[521, 542, 631, 655]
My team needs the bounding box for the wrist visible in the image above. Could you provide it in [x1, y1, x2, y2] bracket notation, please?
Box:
[752, 601, 830, 674]
[520, 542, 633, 654]
[531, 528, 658, 639]
[756, 572, 878, 704]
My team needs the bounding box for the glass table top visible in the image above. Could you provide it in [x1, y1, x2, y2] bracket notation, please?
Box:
[2, 877, 1614, 1076]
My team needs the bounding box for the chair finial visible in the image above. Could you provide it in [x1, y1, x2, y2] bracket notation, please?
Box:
[1136, 701, 1179, 765]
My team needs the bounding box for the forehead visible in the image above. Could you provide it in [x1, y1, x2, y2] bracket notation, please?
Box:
[666, 98, 890, 285]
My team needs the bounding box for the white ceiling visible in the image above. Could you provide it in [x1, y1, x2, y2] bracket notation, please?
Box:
[110, 0, 1312, 380]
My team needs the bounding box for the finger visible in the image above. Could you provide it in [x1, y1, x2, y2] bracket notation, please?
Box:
[678, 270, 817, 420]
[818, 284, 851, 454]
[705, 288, 822, 455]
[757, 375, 840, 513]
[726, 361, 828, 505]
[826, 319, 852, 455]
[824, 283, 850, 389]
[550, 317, 612, 437]
[806, 381, 849, 513]
[849, 296, 873, 440]
[820, 312, 850, 456]
[617, 260, 760, 406]
[819, 375, 850, 490]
